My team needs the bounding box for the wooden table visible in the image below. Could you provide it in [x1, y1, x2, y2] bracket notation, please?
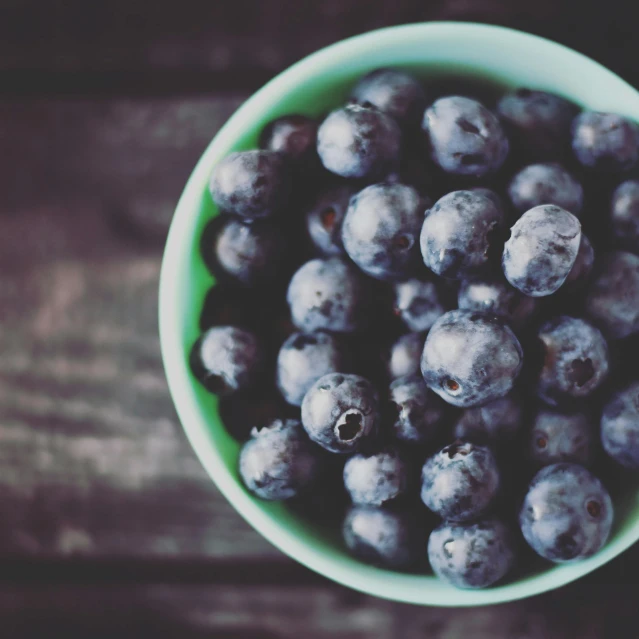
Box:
[2, 3, 639, 636]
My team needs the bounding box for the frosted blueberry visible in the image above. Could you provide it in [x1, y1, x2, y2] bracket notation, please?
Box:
[301, 373, 379, 453]
[421, 310, 523, 408]
[502, 205, 581, 297]
[520, 463, 613, 562]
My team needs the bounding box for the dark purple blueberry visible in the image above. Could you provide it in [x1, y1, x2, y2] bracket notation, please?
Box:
[199, 283, 261, 332]
[209, 150, 291, 220]
[508, 163, 583, 215]
[421, 441, 501, 522]
[611, 180, 639, 254]
[529, 410, 596, 467]
[260, 114, 318, 165]
[388, 332, 425, 380]
[497, 88, 576, 160]
[428, 519, 516, 589]
[421, 310, 523, 408]
[389, 374, 448, 446]
[211, 217, 286, 284]
[502, 205, 582, 297]
[572, 111, 639, 172]
[287, 257, 367, 333]
[453, 393, 523, 444]
[394, 278, 446, 332]
[537, 316, 609, 406]
[343, 505, 420, 569]
[343, 446, 411, 506]
[420, 190, 504, 279]
[601, 381, 639, 469]
[218, 385, 298, 442]
[238, 419, 322, 500]
[519, 463, 613, 562]
[191, 326, 263, 396]
[301, 373, 379, 453]
[457, 276, 537, 330]
[350, 68, 426, 128]
[317, 104, 401, 179]
[563, 234, 595, 291]
[276, 331, 348, 406]
[305, 185, 357, 256]
[342, 183, 426, 281]
[585, 251, 639, 339]
[422, 96, 509, 176]
[287, 455, 349, 524]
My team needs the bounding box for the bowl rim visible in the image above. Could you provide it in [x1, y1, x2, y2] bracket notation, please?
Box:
[159, 21, 639, 606]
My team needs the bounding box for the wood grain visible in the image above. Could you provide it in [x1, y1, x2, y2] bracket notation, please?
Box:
[1, 6, 638, 634]
[1, 581, 639, 638]
[0, 96, 285, 561]
[1, 96, 639, 639]
[0, 1, 638, 94]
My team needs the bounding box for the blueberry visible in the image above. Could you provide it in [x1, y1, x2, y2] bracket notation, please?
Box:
[317, 104, 401, 179]
[469, 187, 504, 212]
[508, 163, 584, 216]
[420, 190, 504, 279]
[388, 332, 425, 380]
[421, 441, 500, 521]
[199, 283, 261, 332]
[218, 384, 298, 442]
[238, 419, 322, 500]
[421, 310, 523, 408]
[572, 111, 639, 172]
[288, 455, 349, 523]
[301, 373, 379, 453]
[601, 381, 639, 469]
[585, 251, 639, 339]
[529, 410, 596, 467]
[276, 331, 348, 406]
[191, 326, 263, 395]
[260, 114, 318, 165]
[496, 88, 576, 160]
[428, 519, 516, 589]
[537, 316, 609, 406]
[610, 180, 639, 254]
[210, 217, 286, 284]
[209, 150, 291, 220]
[305, 185, 356, 256]
[519, 463, 613, 562]
[453, 393, 523, 444]
[394, 278, 446, 332]
[343, 446, 411, 506]
[502, 205, 582, 297]
[350, 68, 426, 128]
[563, 234, 595, 291]
[342, 183, 426, 280]
[343, 505, 419, 569]
[287, 257, 367, 333]
[423, 96, 509, 176]
[389, 374, 448, 446]
[458, 276, 537, 330]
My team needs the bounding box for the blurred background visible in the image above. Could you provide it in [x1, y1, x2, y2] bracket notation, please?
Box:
[1, 1, 639, 637]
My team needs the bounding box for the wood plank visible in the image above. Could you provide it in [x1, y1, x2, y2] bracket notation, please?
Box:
[1, 96, 639, 584]
[1, 1, 638, 95]
[0, 581, 638, 638]
[0, 96, 286, 560]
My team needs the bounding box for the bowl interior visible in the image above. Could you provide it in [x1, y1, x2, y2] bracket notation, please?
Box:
[159, 22, 639, 606]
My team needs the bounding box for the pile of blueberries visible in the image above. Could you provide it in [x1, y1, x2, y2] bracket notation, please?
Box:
[192, 67, 639, 589]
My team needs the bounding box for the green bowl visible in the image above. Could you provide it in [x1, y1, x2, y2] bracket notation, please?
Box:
[159, 22, 639, 606]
